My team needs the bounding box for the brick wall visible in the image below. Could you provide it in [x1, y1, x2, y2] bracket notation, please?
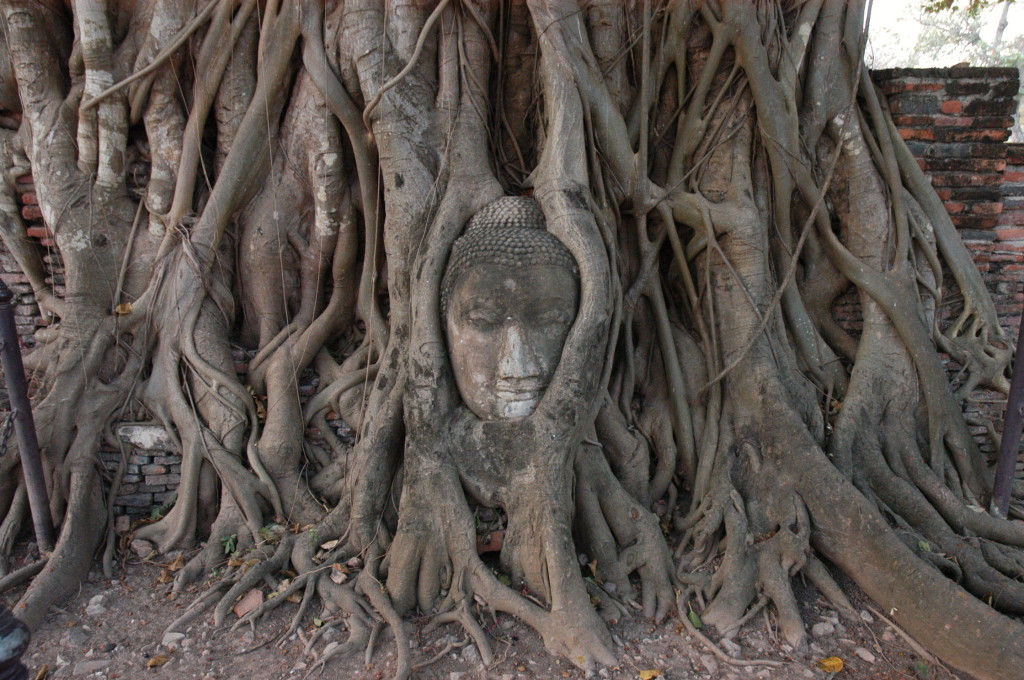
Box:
[0, 67, 1021, 522]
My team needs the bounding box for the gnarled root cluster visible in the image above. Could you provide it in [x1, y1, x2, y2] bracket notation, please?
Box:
[1, 2, 1023, 680]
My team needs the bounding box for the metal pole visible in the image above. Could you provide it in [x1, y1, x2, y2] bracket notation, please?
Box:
[0, 279, 54, 551]
[992, 313, 1024, 518]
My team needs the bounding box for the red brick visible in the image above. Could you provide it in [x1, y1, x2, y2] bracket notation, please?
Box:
[1005, 171, 1024, 183]
[893, 115, 937, 127]
[900, 128, 936, 141]
[881, 82, 944, 94]
[25, 225, 51, 239]
[997, 228, 1024, 241]
[969, 202, 1003, 216]
[919, 158, 1006, 173]
[943, 202, 965, 214]
[934, 189, 952, 200]
[952, 215, 999, 229]
[930, 173, 1003, 188]
[971, 115, 1015, 129]
[933, 128, 1011, 143]
[997, 211, 1024, 226]
[20, 204, 42, 220]
[940, 100, 963, 114]
[934, 115, 973, 127]
[20, 191, 36, 205]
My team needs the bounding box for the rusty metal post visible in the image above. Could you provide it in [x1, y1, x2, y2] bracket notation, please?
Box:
[0, 279, 54, 551]
[992, 314, 1024, 518]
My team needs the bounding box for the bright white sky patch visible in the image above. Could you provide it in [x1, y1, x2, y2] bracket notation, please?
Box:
[867, 0, 1024, 66]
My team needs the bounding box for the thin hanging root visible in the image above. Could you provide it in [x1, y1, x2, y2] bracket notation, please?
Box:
[302, 615, 346, 656]
[232, 568, 318, 631]
[718, 593, 769, 638]
[278, 580, 318, 645]
[866, 605, 943, 669]
[361, 577, 412, 679]
[676, 592, 785, 669]
[0, 558, 46, 592]
[213, 538, 294, 626]
[424, 598, 494, 668]
[302, 619, 373, 679]
[584, 577, 632, 623]
[364, 621, 384, 666]
[802, 557, 857, 619]
[163, 581, 233, 636]
[361, 0, 453, 128]
[412, 636, 469, 671]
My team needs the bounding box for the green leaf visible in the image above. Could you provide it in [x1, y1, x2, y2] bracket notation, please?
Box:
[688, 607, 703, 630]
[221, 533, 238, 556]
[918, 540, 932, 552]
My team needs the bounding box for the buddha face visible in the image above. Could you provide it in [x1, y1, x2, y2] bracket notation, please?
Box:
[446, 264, 579, 421]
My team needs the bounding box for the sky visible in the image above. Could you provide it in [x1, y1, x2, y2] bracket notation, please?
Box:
[867, 0, 1024, 67]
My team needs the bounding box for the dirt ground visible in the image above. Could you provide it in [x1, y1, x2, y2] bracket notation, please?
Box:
[3, 542, 971, 680]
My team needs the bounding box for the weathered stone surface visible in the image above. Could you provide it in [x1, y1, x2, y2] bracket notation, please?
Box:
[73, 659, 112, 675]
[116, 424, 177, 451]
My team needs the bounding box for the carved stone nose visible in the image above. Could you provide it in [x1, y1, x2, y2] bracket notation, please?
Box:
[498, 325, 539, 379]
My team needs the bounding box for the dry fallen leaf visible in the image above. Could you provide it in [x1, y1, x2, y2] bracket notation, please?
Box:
[166, 554, 186, 572]
[157, 568, 174, 584]
[330, 563, 350, 585]
[33, 665, 48, 680]
[114, 302, 133, 315]
[146, 654, 170, 669]
[233, 588, 264, 618]
[816, 656, 844, 673]
[639, 670, 662, 680]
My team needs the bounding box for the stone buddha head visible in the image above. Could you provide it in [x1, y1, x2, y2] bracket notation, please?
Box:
[442, 197, 580, 421]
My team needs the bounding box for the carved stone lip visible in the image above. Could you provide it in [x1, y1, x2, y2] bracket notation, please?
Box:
[495, 379, 545, 400]
[496, 390, 541, 403]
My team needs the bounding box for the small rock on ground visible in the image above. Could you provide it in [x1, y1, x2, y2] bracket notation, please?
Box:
[72, 659, 111, 675]
[162, 631, 185, 648]
[810, 621, 835, 637]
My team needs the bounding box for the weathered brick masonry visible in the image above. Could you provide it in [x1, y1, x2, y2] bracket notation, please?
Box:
[0, 67, 1021, 520]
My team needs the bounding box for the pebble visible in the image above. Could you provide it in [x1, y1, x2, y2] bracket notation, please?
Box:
[810, 622, 835, 637]
[161, 632, 185, 649]
[698, 654, 719, 674]
[84, 595, 107, 618]
[461, 644, 481, 665]
[854, 647, 877, 664]
[131, 539, 155, 559]
[62, 627, 91, 647]
[881, 629, 896, 642]
[859, 609, 874, 622]
[72, 659, 111, 675]
[720, 638, 742, 657]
